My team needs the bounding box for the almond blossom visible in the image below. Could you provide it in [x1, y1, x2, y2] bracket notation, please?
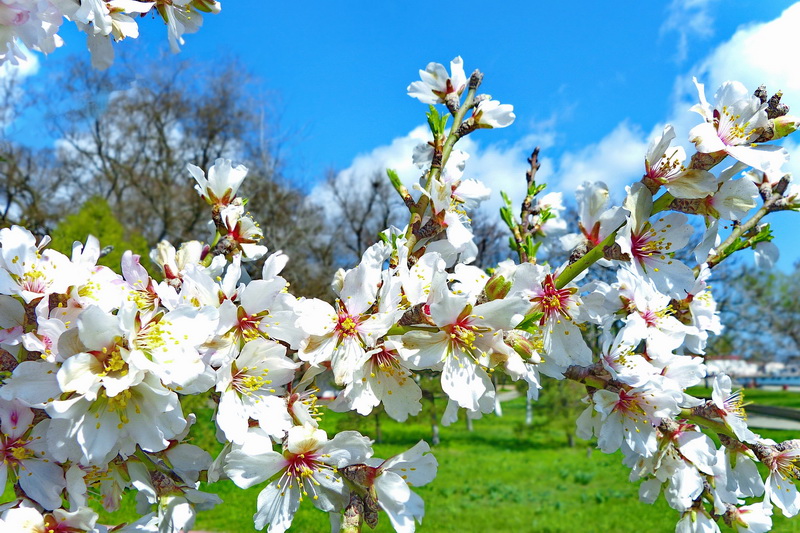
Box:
[0, 0, 62, 65]
[472, 99, 515, 129]
[188, 158, 248, 208]
[644, 125, 717, 199]
[0, 506, 103, 533]
[725, 503, 773, 533]
[331, 339, 423, 422]
[560, 181, 627, 257]
[590, 384, 681, 457]
[366, 441, 438, 533]
[0, 225, 74, 303]
[616, 183, 695, 298]
[298, 244, 398, 387]
[762, 444, 800, 516]
[0, 399, 66, 510]
[46, 372, 187, 465]
[510, 263, 592, 377]
[406, 56, 466, 105]
[614, 269, 693, 361]
[399, 275, 528, 412]
[215, 338, 297, 444]
[0, 45, 795, 533]
[689, 78, 788, 180]
[711, 375, 759, 444]
[224, 424, 372, 533]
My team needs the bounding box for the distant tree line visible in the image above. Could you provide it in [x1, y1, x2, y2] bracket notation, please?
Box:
[0, 54, 509, 300]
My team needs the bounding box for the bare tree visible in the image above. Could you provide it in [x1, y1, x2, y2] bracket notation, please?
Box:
[323, 169, 404, 263]
[42, 54, 272, 245]
[242, 167, 338, 300]
[0, 143, 64, 236]
[470, 210, 512, 269]
[706, 261, 800, 360]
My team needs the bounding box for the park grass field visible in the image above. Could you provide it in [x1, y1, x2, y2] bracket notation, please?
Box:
[83, 387, 800, 532]
[688, 385, 800, 410]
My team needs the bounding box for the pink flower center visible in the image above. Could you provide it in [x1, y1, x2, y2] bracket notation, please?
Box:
[336, 308, 361, 338]
[446, 317, 480, 350]
[371, 347, 398, 368]
[641, 309, 659, 328]
[285, 452, 320, 480]
[769, 450, 800, 479]
[646, 149, 683, 184]
[630, 228, 668, 262]
[532, 274, 574, 322]
[1, 436, 34, 466]
[237, 309, 264, 341]
[713, 107, 751, 146]
[613, 389, 646, 417]
[0, 7, 30, 27]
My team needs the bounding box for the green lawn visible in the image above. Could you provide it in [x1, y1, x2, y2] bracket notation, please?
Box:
[88, 388, 800, 533]
[688, 385, 800, 410]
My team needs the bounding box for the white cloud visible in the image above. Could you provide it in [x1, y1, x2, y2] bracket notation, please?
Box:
[553, 3, 800, 206]
[325, 125, 429, 192]
[328, 3, 800, 262]
[320, 125, 557, 219]
[0, 52, 40, 129]
[660, 0, 718, 63]
[549, 121, 649, 198]
[667, 3, 800, 146]
[693, 3, 800, 95]
[0, 53, 39, 79]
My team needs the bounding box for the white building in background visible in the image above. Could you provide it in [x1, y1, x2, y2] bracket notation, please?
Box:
[763, 361, 788, 375]
[705, 356, 760, 377]
[704, 357, 800, 378]
[780, 356, 800, 376]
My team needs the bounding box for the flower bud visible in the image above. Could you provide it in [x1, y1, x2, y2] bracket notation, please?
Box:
[484, 273, 511, 301]
[505, 331, 542, 362]
[770, 115, 800, 140]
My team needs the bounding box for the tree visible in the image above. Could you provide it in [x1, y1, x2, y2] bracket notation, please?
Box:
[48, 196, 151, 275]
[323, 168, 404, 263]
[709, 262, 800, 360]
[43, 54, 275, 246]
[0, 143, 63, 237]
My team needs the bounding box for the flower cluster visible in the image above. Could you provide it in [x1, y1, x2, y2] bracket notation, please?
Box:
[0, 54, 799, 533]
[0, 0, 222, 69]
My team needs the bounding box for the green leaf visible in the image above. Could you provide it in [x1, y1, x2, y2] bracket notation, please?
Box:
[386, 168, 404, 190]
[524, 235, 540, 260]
[500, 190, 513, 209]
[529, 182, 546, 197]
[426, 105, 449, 136]
[515, 311, 544, 333]
[750, 223, 773, 245]
[722, 238, 745, 257]
[500, 206, 515, 229]
[508, 235, 518, 252]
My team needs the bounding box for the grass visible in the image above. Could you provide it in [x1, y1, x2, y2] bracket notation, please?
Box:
[86, 387, 800, 532]
[688, 385, 800, 410]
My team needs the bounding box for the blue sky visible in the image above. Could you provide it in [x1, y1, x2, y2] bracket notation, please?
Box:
[13, 0, 800, 269]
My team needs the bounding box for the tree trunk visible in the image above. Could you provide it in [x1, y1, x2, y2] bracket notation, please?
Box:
[430, 393, 440, 446]
[525, 395, 533, 426]
[493, 375, 503, 417]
